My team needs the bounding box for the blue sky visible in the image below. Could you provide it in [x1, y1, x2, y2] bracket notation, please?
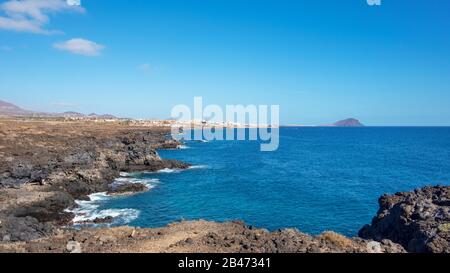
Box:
[1, 0, 450, 125]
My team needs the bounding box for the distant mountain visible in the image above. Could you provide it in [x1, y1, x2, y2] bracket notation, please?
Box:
[333, 118, 365, 127]
[0, 100, 118, 119]
[0, 100, 34, 116]
[88, 113, 118, 119]
[62, 111, 86, 118]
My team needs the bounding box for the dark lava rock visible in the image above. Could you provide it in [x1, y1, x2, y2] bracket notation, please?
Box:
[359, 185, 450, 253]
[11, 162, 33, 179]
[93, 217, 114, 224]
[80, 216, 114, 225]
[152, 140, 180, 150]
[163, 159, 191, 170]
[108, 183, 148, 195]
[13, 191, 75, 224]
[0, 120, 193, 243]
[0, 215, 54, 242]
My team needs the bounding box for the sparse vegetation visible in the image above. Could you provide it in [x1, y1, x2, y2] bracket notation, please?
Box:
[438, 223, 450, 233]
[318, 231, 354, 249]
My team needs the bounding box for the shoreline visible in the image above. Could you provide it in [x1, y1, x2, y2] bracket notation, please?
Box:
[67, 165, 207, 226]
[0, 118, 448, 253]
[0, 118, 190, 240]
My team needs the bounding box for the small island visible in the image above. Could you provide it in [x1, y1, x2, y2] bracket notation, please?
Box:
[332, 118, 365, 127]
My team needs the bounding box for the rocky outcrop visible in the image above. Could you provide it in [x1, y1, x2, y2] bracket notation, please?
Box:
[12, 191, 75, 224]
[359, 186, 450, 253]
[0, 220, 406, 253]
[0, 121, 188, 190]
[0, 119, 189, 242]
[176, 222, 405, 253]
[151, 139, 182, 150]
[79, 217, 114, 225]
[107, 183, 148, 196]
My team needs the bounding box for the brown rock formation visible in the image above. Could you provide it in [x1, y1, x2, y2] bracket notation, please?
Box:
[359, 186, 450, 253]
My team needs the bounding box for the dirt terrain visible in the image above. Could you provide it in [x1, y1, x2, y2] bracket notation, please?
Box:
[0, 220, 407, 253]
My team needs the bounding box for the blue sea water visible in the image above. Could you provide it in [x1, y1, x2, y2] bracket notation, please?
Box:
[94, 127, 450, 236]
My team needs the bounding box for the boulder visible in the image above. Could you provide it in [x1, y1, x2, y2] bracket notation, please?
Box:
[359, 186, 450, 253]
[108, 183, 148, 195]
[66, 240, 82, 253]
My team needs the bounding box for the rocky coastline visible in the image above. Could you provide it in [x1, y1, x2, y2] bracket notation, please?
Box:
[0, 118, 448, 253]
[0, 118, 189, 242]
[359, 186, 449, 253]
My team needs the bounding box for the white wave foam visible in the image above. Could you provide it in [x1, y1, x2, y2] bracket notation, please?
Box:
[66, 176, 159, 226]
[189, 165, 209, 170]
[71, 206, 140, 225]
[67, 192, 140, 225]
[155, 166, 209, 174]
[119, 172, 131, 177]
[158, 168, 178, 173]
[178, 145, 190, 149]
[111, 176, 160, 189]
[87, 192, 110, 202]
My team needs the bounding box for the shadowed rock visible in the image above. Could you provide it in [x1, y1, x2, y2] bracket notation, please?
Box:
[359, 186, 450, 253]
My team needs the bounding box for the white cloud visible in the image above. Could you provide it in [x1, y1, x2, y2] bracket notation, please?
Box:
[0, 0, 84, 34]
[53, 38, 104, 56]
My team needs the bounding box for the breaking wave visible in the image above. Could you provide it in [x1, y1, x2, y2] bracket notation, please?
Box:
[66, 174, 160, 226]
[189, 165, 209, 170]
[111, 176, 160, 190]
[157, 165, 209, 173]
[66, 192, 140, 226]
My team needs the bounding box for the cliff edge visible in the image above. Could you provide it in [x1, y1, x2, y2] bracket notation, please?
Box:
[359, 186, 449, 253]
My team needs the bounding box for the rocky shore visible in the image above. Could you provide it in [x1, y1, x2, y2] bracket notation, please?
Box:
[0, 118, 448, 253]
[0, 220, 407, 253]
[0, 118, 188, 242]
[359, 186, 449, 253]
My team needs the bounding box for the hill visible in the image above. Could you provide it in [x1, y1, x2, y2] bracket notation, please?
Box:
[333, 118, 365, 127]
[0, 100, 117, 119]
[0, 100, 33, 116]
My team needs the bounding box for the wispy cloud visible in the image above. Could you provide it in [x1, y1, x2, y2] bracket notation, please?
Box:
[53, 38, 104, 56]
[0, 0, 84, 34]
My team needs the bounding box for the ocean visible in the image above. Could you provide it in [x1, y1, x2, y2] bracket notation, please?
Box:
[74, 127, 450, 237]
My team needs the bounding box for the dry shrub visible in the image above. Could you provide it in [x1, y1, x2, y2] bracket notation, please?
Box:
[318, 231, 354, 248]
